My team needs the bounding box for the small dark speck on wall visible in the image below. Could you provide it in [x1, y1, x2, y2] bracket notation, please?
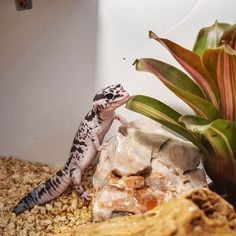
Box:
[15, 0, 33, 11]
[123, 58, 126, 60]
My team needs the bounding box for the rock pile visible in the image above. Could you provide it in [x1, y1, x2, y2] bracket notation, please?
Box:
[92, 119, 207, 221]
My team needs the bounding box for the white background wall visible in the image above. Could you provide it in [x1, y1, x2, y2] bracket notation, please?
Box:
[0, 0, 235, 167]
[0, 0, 98, 166]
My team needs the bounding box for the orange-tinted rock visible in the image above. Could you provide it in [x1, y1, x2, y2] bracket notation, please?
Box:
[92, 119, 207, 222]
[61, 189, 236, 236]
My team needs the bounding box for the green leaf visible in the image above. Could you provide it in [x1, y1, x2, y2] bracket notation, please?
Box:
[149, 31, 220, 109]
[220, 23, 236, 51]
[193, 20, 232, 56]
[180, 116, 236, 187]
[202, 45, 236, 126]
[126, 95, 182, 125]
[202, 120, 236, 187]
[126, 95, 210, 158]
[134, 59, 221, 121]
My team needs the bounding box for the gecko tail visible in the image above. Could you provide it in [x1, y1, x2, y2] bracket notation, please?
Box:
[13, 169, 70, 215]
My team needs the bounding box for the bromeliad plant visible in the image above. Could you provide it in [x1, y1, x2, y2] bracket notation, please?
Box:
[126, 21, 236, 196]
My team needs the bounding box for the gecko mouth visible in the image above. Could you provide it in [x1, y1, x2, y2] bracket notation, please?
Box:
[111, 94, 130, 106]
[104, 93, 130, 110]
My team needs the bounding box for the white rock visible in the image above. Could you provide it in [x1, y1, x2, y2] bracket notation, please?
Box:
[92, 119, 207, 222]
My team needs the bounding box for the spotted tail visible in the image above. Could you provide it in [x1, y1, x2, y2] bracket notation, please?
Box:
[13, 168, 70, 215]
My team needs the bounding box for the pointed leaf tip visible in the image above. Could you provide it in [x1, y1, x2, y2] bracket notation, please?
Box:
[149, 31, 158, 39]
[193, 21, 232, 56]
[133, 59, 138, 66]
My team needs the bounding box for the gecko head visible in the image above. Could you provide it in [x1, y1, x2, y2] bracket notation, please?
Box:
[93, 84, 130, 113]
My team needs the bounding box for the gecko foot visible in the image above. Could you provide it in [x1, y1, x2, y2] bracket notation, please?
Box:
[98, 142, 110, 152]
[81, 191, 92, 201]
[117, 114, 128, 125]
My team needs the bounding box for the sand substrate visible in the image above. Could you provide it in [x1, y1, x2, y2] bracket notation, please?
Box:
[0, 157, 95, 235]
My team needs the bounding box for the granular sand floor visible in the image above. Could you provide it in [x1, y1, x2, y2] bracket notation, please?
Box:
[0, 157, 95, 235]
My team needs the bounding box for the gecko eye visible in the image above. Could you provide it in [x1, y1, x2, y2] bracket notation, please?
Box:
[105, 93, 114, 99]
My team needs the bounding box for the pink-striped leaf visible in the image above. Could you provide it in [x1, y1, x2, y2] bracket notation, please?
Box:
[134, 58, 205, 98]
[202, 45, 236, 126]
[134, 58, 221, 121]
[149, 31, 220, 109]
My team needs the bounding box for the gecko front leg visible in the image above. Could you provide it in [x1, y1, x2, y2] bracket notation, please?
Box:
[92, 131, 108, 152]
[116, 114, 128, 125]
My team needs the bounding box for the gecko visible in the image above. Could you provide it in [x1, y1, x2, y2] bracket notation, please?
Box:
[13, 84, 129, 215]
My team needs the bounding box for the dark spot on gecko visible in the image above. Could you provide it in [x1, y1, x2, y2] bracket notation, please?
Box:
[86, 129, 91, 134]
[24, 195, 33, 207]
[56, 177, 61, 184]
[115, 84, 121, 89]
[51, 178, 59, 188]
[66, 156, 72, 165]
[24, 193, 34, 204]
[47, 179, 57, 192]
[69, 168, 78, 178]
[73, 140, 86, 146]
[113, 94, 121, 99]
[93, 93, 105, 102]
[70, 167, 77, 173]
[85, 110, 96, 121]
[77, 147, 83, 153]
[38, 187, 46, 198]
[57, 170, 64, 177]
[45, 181, 53, 194]
[70, 146, 77, 153]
